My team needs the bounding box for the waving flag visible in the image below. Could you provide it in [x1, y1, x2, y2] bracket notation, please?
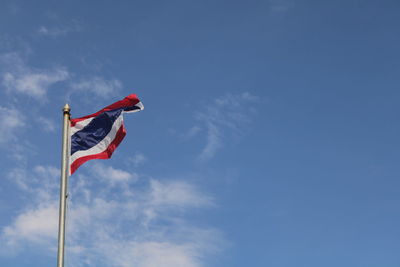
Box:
[70, 94, 144, 174]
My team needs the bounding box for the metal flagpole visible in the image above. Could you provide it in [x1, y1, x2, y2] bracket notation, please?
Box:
[57, 104, 71, 267]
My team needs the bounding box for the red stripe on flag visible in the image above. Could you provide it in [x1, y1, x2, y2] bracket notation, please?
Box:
[71, 94, 140, 127]
[70, 124, 127, 174]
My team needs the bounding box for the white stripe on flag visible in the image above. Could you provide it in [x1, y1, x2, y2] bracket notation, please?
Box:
[70, 117, 95, 136]
[70, 115, 124, 165]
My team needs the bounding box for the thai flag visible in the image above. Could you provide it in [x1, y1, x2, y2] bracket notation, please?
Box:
[70, 94, 144, 174]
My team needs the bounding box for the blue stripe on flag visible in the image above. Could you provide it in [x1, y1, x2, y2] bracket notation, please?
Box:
[71, 108, 123, 155]
[124, 105, 142, 112]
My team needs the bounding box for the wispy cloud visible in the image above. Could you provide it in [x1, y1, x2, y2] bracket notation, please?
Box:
[127, 152, 147, 167]
[1, 165, 59, 253]
[0, 106, 25, 145]
[269, 0, 294, 12]
[0, 53, 124, 102]
[149, 179, 213, 209]
[181, 125, 202, 140]
[70, 76, 122, 99]
[36, 116, 57, 132]
[190, 92, 260, 161]
[0, 53, 69, 99]
[7, 165, 59, 197]
[2, 204, 58, 249]
[0, 105, 36, 164]
[36, 21, 82, 37]
[1, 163, 223, 266]
[92, 163, 138, 187]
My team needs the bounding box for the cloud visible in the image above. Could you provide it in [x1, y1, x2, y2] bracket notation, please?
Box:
[36, 21, 82, 37]
[181, 125, 202, 140]
[199, 122, 221, 161]
[0, 53, 122, 102]
[6, 168, 29, 192]
[269, 0, 294, 12]
[33, 165, 59, 181]
[1, 165, 60, 254]
[1, 164, 223, 267]
[0, 53, 69, 99]
[93, 228, 223, 267]
[0, 106, 25, 144]
[2, 204, 58, 249]
[7, 165, 59, 198]
[127, 152, 147, 167]
[192, 92, 260, 161]
[149, 179, 213, 208]
[70, 76, 122, 99]
[36, 116, 56, 132]
[109, 241, 200, 267]
[92, 163, 138, 186]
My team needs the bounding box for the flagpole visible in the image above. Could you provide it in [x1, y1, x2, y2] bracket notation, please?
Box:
[57, 103, 70, 267]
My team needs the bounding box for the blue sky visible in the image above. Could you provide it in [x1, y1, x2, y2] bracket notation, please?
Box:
[0, 0, 399, 266]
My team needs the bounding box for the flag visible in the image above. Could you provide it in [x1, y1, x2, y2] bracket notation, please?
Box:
[70, 94, 144, 174]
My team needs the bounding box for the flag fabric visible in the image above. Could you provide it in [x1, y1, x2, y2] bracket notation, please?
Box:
[69, 94, 144, 174]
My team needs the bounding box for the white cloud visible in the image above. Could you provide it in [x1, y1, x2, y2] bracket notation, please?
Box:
[37, 21, 82, 37]
[2, 204, 58, 248]
[6, 168, 29, 191]
[7, 165, 59, 199]
[127, 152, 147, 167]
[200, 122, 221, 161]
[149, 179, 213, 208]
[181, 125, 202, 140]
[33, 165, 59, 181]
[269, 0, 294, 12]
[95, 232, 223, 267]
[36, 116, 56, 132]
[112, 241, 200, 267]
[0, 106, 25, 144]
[92, 163, 138, 186]
[0, 53, 122, 102]
[193, 92, 259, 161]
[71, 76, 122, 98]
[0, 53, 69, 99]
[1, 165, 60, 253]
[2, 69, 68, 97]
[1, 165, 223, 267]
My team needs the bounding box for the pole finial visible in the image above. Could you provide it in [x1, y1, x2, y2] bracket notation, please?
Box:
[63, 103, 71, 114]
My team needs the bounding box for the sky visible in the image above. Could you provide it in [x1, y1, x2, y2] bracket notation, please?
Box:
[0, 0, 399, 266]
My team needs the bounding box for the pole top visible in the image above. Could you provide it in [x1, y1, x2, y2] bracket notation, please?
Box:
[63, 103, 71, 114]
